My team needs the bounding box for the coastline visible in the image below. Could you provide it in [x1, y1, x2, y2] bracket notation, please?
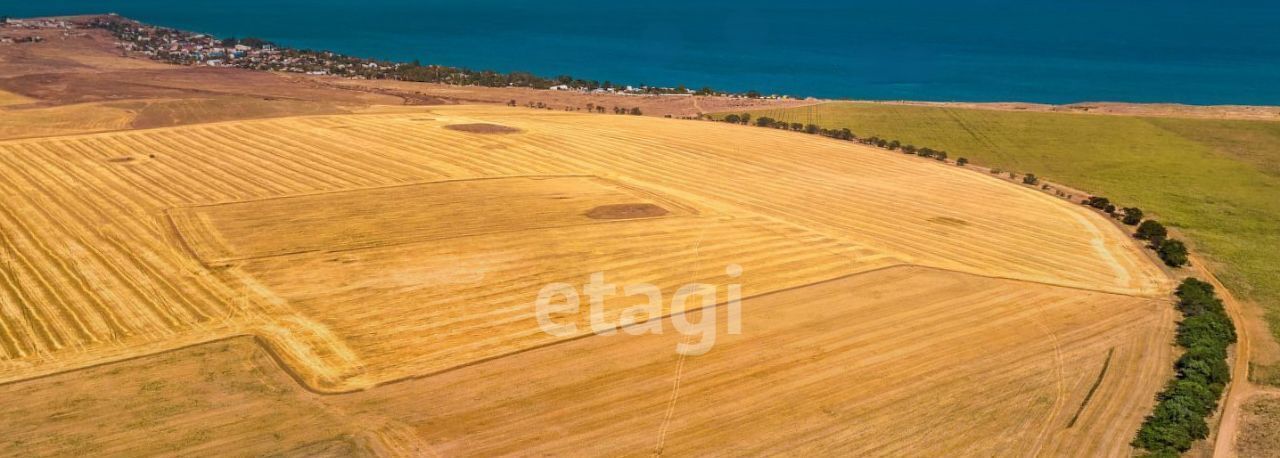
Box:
[7, 14, 1280, 122]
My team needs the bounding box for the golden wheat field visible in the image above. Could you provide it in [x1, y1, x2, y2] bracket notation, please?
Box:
[0, 105, 1174, 455]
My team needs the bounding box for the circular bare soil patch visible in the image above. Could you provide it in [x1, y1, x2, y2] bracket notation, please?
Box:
[585, 203, 670, 220]
[443, 123, 521, 134]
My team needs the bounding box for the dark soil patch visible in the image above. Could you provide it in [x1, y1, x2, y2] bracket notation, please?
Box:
[927, 216, 970, 227]
[443, 123, 521, 134]
[585, 203, 669, 220]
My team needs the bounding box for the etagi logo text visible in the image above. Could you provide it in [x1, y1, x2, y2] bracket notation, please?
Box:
[534, 264, 743, 355]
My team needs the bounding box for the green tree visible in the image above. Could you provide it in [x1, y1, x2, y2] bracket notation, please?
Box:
[804, 124, 819, 134]
[957, 157, 969, 166]
[1159, 239, 1190, 267]
[724, 114, 741, 124]
[1122, 207, 1144, 225]
[1136, 220, 1169, 245]
[1022, 174, 1039, 185]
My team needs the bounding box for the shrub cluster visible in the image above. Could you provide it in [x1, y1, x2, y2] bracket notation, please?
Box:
[1132, 278, 1236, 455]
[1083, 196, 1117, 215]
[1122, 207, 1145, 225]
[1128, 219, 1189, 267]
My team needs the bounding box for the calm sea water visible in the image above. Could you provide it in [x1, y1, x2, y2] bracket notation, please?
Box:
[12, 0, 1280, 104]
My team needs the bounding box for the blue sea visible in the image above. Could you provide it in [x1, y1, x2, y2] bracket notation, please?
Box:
[10, 0, 1280, 104]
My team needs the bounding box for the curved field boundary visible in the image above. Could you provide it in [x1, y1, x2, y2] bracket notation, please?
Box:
[166, 174, 701, 265]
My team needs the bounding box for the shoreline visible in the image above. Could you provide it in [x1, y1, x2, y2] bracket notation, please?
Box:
[7, 14, 1280, 122]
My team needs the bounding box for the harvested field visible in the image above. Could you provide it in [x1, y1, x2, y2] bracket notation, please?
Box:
[0, 338, 371, 456]
[0, 105, 1174, 453]
[240, 213, 893, 385]
[0, 102, 137, 139]
[0, 268, 1174, 456]
[169, 176, 690, 263]
[736, 101, 1280, 349]
[128, 96, 351, 129]
[337, 267, 1175, 457]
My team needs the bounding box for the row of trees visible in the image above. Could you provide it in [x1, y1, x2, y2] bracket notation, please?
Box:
[1079, 196, 1188, 267]
[714, 118, 1227, 453]
[1132, 278, 1236, 455]
[1132, 217, 1188, 267]
[715, 115, 964, 164]
[944, 142, 1228, 455]
[507, 100, 642, 115]
[1079, 198, 1232, 454]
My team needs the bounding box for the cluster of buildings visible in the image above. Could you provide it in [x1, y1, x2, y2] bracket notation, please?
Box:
[19, 15, 792, 99]
[87, 16, 397, 76]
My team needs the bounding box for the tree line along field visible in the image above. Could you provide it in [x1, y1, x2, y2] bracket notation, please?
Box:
[0, 105, 1173, 454]
[734, 102, 1280, 368]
